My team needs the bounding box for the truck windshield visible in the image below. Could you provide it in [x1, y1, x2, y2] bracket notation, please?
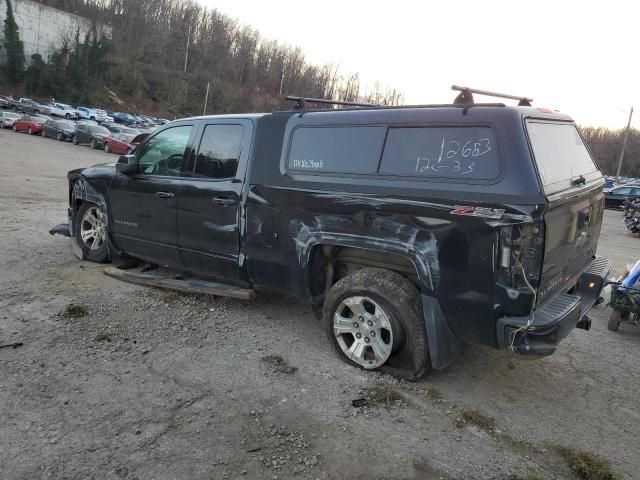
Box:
[526, 120, 599, 194]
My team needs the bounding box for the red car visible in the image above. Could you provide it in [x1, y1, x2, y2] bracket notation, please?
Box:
[13, 115, 48, 135]
[103, 132, 148, 155]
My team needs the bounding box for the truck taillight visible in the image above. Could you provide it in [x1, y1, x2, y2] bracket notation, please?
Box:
[496, 222, 544, 291]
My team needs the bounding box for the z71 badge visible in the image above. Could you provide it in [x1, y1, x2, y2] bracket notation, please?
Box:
[450, 206, 505, 219]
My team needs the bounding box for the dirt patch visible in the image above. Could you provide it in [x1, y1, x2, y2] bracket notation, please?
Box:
[366, 386, 404, 406]
[62, 304, 87, 318]
[455, 410, 496, 431]
[426, 386, 444, 401]
[556, 446, 622, 480]
[260, 355, 298, 374]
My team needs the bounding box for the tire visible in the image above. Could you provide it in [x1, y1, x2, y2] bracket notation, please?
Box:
[13, 124, 17, 132]
[90, 138, 96, 149]
[28, 127, 33, 135]
[74, 202, 110, 263]
[608, 310, 622, 331]
[65, 113, 70, 119]
[90, 116, 96, 121]
[41, 129, 46, 138]
[56, 132, 64, 141]
[104, 142, 110, 153]
[324, 268, 429, 379]
[72, 135, 79, 145]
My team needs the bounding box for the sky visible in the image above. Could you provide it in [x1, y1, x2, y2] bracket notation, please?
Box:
[199, 0, 639, 129]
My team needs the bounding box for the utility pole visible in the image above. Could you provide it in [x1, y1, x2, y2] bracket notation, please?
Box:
[203, 82, 210, 116]
[184, 25, 191, 73]
[616, 107, 634, 183]
[279, 65, 286, 96]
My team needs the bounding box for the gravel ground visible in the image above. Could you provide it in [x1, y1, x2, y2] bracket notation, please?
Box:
[1, 127, 639, 480]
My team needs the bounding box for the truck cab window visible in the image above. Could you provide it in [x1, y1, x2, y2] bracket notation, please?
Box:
[194, 124, 244, 179]
[137, 125, 192, 176]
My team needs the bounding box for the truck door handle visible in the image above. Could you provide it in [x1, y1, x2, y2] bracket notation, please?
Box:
[213, 196, 236, 206]
[156, 191, 175, 199]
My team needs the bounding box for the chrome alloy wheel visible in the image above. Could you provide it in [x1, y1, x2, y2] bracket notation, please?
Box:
[80, 206, 106, 251]
[333, 296, 394, 368]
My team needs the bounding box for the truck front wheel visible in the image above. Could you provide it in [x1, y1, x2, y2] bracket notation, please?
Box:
[324, 268, 429, 379]
[75, 202, 110, 263]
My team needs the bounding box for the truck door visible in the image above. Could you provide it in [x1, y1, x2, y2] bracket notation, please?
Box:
[177, 120, 253, 283]
[109, 124, 195, 267]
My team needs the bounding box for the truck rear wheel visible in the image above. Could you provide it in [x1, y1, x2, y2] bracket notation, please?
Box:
[608, 310, 622, 331]
[324, 268, 429, 379]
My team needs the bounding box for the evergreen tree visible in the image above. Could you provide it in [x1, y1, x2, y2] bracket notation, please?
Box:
[25, 53, 45, 95]
[47, 41, 71, 99]
[2, 0, 26, 85]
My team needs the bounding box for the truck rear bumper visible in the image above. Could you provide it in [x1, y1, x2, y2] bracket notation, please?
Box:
[496, 256, 610, 356]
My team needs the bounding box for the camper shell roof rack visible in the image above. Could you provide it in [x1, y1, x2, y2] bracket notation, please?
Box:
[451, 85, 533, 106]
[283, 85, 533, 113]
[285, 96, 381, 109]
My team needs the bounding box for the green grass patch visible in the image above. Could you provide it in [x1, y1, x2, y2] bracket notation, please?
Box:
[556, 446, 622, 480]
[514, 473, 544, 480]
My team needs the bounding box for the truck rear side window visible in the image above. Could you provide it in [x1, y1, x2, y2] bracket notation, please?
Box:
[287, 126, 386, 174]
[526, 120, 599, 194]
[379, 127, 500, 180]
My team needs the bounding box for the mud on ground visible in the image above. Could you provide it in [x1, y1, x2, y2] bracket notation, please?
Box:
[1, 129, 639, 479]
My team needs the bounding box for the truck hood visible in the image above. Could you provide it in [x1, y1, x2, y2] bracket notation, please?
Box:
[67, 162, 116, 180]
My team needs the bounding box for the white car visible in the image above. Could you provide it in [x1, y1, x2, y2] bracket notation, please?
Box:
[48, 102, 79, 119]
[93, 109, 114, 123]
[76, 107, 110, 123]
[0, 111, 21, 128]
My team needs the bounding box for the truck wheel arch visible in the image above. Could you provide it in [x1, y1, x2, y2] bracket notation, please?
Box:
[308, 244, 424, 300]
[307, 243, 461, 370]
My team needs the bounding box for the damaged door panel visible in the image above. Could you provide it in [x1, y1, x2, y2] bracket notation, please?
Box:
[176, 120, 253, 284]
[54, 92, 610, 379]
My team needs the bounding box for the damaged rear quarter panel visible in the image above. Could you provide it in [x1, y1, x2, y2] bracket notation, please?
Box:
[244, 185, 534, 347]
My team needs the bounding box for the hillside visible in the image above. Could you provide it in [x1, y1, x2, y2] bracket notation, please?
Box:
[0, 0, 402, 118]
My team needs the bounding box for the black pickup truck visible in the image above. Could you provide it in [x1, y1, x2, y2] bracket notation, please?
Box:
[54, 87, 610, 378]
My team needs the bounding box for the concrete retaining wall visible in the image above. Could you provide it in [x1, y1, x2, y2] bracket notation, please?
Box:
[0, 0, 111, 63]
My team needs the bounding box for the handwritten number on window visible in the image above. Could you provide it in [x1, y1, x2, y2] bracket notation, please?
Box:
[472, 138, 491, 157]
[446, 140, 460, 159]
[462, 162, 475, 175]
[412, 137, 491, 177]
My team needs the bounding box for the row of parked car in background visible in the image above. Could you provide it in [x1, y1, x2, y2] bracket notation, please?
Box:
[0, 110, 150, 155]
[0, 94, 169, 129]
[603, 176, 640, 209]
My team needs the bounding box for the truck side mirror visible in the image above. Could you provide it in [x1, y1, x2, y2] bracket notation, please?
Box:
[116, 155, 138, 174]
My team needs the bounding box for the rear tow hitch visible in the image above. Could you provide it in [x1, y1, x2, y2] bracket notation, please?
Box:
[576, 316, 591, 331]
